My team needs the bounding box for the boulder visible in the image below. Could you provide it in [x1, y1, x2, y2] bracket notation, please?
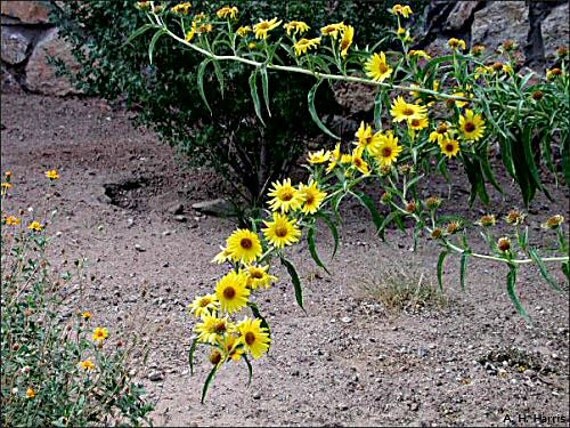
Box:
[0, 1, 51, 24]
[1, 63, 22, 93]
[1, 26, 31, 64]
[25, 28, 81, 96]
[542, 2, 570, 64]
[192, 198, 237, 217]
[445, 1, 482, 32]
[472, 1, 529, 52]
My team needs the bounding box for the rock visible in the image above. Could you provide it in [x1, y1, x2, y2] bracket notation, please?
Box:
[1, 27, 32, 64]
[0, 1, 51, 24]
[168, 203, 184, 215]
[542, 2, 570, 65]
[341, 316, 352, 324]
[148, 371, 164, 381]
[192, 198, 237, 217]
[445, 1, 482, 31]
[134, 244, 146, 252]
[1, 63, 22, 93]
[174, 215, 187, 222]
[25, 28, 81, 96]
[472, 2, 529, 53]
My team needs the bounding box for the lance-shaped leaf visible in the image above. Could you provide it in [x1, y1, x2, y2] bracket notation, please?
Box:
[315, 212, 340, 258]
[307, 227, 330, 274]
[201, 365, 219, 404]
[148, 29, 166, 65]
[197, 59, 213, 115]
[188, 337, 199, 375]
[506, 265, 531, 323]
[460, 250, 470, 291]
[352, 191, 384, 233]
[260, 66, 271, 117]
[528, 248, 561, 292]
[243, 355, 253, 386]
[249, 70, 265, 126]
[308, 80, 339, 139]
[437, 251, 448, 291]
[247, 301, 271, 341]
[280, 256, 305, 312]
[127, 23, 157, 45]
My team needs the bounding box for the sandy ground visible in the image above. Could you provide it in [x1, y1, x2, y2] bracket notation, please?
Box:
[1, 93, 569, 427]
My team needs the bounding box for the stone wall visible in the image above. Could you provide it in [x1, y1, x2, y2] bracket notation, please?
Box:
[1, 0, 79, 95]
[1, 0, 569, 97]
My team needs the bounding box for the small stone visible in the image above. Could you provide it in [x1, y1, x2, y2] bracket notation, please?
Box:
[127, 218, 134, 227]
[174, 215, 187, 222]
[252, 391, 261, 400]
[134, 244, 146, 252]
[162, 230, 172, 236]
[523, 369, 537, 378]
[338, 403, 349, 411]
[341, 316, 352, 324]
[148, 371, 164, 381]
[169, 203, 184, 215]
[192, 198, 237, 217]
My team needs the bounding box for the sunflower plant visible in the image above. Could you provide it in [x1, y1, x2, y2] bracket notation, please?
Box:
[134, 1, 569, 401]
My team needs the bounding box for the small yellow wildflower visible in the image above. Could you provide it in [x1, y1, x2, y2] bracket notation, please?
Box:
[325, 143, 342, 173]
[189, 294, 219, 317]
[212, 245, 233, 264]
[339, 25, 354, 58]
[262, 212, 301, 249]
[298, 181, 327, 214]
[226, 228, 262, 264]
[216, 6, 238, 19]
[429, 122, 454, 144]
[370, 133, 403, 168]
[81, 311, 92, 320]
[458, 109, 486, 141]
[237, 317, 271, 359]
[171, 2, 192, 15]
[542, 214, 565, 230]
[4, 215, 21, 226]
[236, 26, 252, 37]
[448, 38, 466, 51]
[79, 360, 96, 371]
[351, 148, 370, 175]
[215, 271, 250, 314]
[477, 214, 497, 227]
[243, 264, 277, 290]
[253, 18, 282, 40]
[321, 22, 345, 39]
[505, 210, 525, 226]
[92, 327, 109, 342]
[283, 21, 310, 36]
[391, 4, 413, 18]
[217, 334, 244, 361]
[408, 116, 429, 131]
[45, 169, 59, 180]
[27, 221, 43, 232]
[390, 96, 427, 122]
[546, 68, 563, 80]
[307, 149, 329, 164]
[439, 139, 460, 158]
[195, 314, 234, 344]
[267, 178, 303, 213]
[293, 37, 321, 56]
[26, 388, 36, 399]
[364, 52, 392, 82]
[409, 49, 431, 60]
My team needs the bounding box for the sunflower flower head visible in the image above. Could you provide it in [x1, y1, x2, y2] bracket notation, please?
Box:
[243, 264, 277, 290]
[448, 38, 466, 51]
[320, 22, 345, 39]
[458, 109, 486, 141]
[267, 178, 303, 213]
[439, 138, 460, 158]
[79, 360, 96, 371]
[307, 149, 330, 164]
[391, 4, 413, 18]
[293, 37, 321, 56]
[298, 181, 327, 214]
[370, 133, 403, 168]
[339, 25, 354, 58]
[215, 271, 250, 314]
[216, 6, 238, 19]
[283, 21, 310, 36]
[195, 313, 235, 344]
[4, 215, 21, 226]
[262, 212, 301, 249]
[237, 317, 271, 359]
[253, 18, 282, 40]
[542, 214, 565, 230]
[92, 327, 109, 342]
[27, 221, 43, 232]
[226, 228, 262, 263]
[189, 293, 219, 317]
[390, 96, 427, 122]
[365, 52, 392, 82]
[236, 25, 252, 37]
[45, 169, 59, 180]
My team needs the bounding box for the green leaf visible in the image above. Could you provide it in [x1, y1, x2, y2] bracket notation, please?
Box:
[521, 125, 548, 198]
[437, 251, 448, 291]
[373, 91, 383, 129]
[506, 265, 531, 323]
[201, 365, 219, 404]
[460, 251, 470, 291]
[260, 66, 271, 117]
[352, 191, 384, 233]
[189, 337, 198, 375]
[127, 23, 157, 45]
[148, 29, 165, 65]
[212, 60, 225, 99]
[307, 227, 330, 274]
[480, 147, 503, 194]
[315, 212, 339, 258]
[528, 248, 561, 292]
[308, 80, 339, 139]
[378, 210, 401, 241]
[280, 257, 305, 311]
[243, 355, 253, 386]
[197, 59, 213, 115]
[249, 70, 265, 126]
[562, 262, 570, 283]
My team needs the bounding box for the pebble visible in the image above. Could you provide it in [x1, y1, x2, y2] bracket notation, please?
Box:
[341, 316, 352, 324]
[148, 371, 164, 381]
[134, 244, 146, 252]
[174, 215, 187, 222]
[252, 392, 261, 400]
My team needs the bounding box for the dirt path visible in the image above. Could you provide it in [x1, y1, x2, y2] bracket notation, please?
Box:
[1, 94, 569, 427]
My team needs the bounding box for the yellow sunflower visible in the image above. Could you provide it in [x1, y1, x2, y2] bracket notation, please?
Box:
[283, 20, 310, 36]
[458, 109, 486, 141]
[267, 178, 303, 213]
[326, 143, 342, 173]
[390, 96, 427, 122]
[407, 116, 429, 131]
[27, 221, 43, 232]
[448, 37, 466, 51]
[298, 181, 327, 214]
[195, 313, 234, 344]
[307, 149, 329, 164]
[237, 317, 271, 359]
[428, 122, 454, 144]
[351, 148, 370, 175]
[370, 133, 403, 168]
[226, 228, 262, 263]
[92, 327, 109, 342]
[215, 271, 250, 314]
[293, 37, 321, 56]
[236, 26, 252, 37]
[439, 139, 460, 158]
[364, 52, 392, 82]
[253, 18, 282, 40]
[243, 264, 277, 290]
[216, 6, 238, 19]
[339, 25, 354, 57]
[189, 293, 219, 317]
[211, 245, 233, 264]
[262, 212, 301, 249]
[320, 22, 345, 39]
[409, 49, 431, 60]
[392, 4, 413, 18]
[4, 215, 21, 226]
[216, 334, 244, 361]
